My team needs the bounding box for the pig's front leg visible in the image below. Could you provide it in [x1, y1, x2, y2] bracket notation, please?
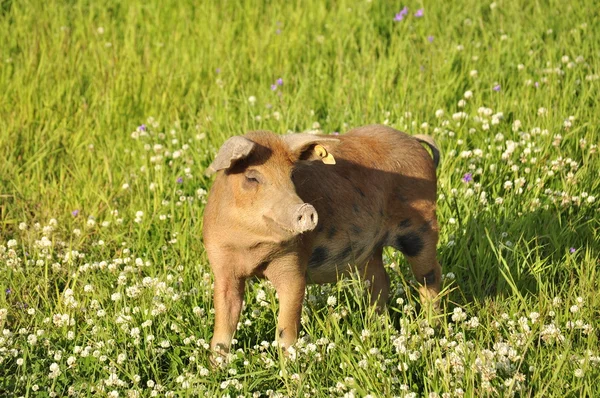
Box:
[210, 271, 245, 359]
[264, 256, 307, 350]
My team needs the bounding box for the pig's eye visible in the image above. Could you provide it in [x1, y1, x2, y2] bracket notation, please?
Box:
[243, 170, 261, 186]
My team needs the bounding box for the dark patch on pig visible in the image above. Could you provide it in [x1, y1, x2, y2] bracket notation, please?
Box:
[422, 269, 437, 286]
[308, 246, 329, 268]
[351, 224, 362, 235]
[419, 221, 432, 233]
[399, 219, 412, 229]
[376, 232, 390, 249]
[327, 226, 337, 239]
[355, 186, 366, 198]
[353, 203, 360, 213]
[279, 328, 285, 339]
[333, 245, 352, 263]
[395, 233, 424, 257]
[316, 223, 325, 233]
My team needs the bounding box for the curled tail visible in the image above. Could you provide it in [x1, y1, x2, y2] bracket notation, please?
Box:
[414, 134, 441, 169]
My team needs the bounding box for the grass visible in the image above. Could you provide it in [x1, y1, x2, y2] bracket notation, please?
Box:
[1, 0, 599, 396]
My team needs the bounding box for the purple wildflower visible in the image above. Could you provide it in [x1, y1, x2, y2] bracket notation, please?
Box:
[534, 82, 539, 88]
[332, 132, 340, 135]
[138, 124, 146, 132]
[176, 177, 184, 184]
[493, 84, 501, 91]
[427, 35, 434, 43]
[276, 78, 283, 86]
[5, 288, 11, 295]
[216, 68, 221, 74]
[71, 209, 79, 217]
[569, 247, 576, 253]
[394, 6, 409, 21]
[414, 8, 424, 17]
[276, 29, 282, 35]
[271, 84, 277, 91]
[462, 173, 473, 183]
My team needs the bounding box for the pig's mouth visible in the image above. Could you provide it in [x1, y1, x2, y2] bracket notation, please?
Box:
[263, 215, 297, 235]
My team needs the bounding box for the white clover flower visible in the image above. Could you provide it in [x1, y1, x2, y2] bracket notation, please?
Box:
[570, 305, 579, 313]
[467, 317, 479, 328]
[464, 90, 473, 99]
[361, 329, 371, 340]
[248, 96, 257, 104]
[48, 362, 61, 379]
[327, 296, 337, 306]
[435, 109, 444, 118]
[512, 119, 522, 132]
[7, 239, 17, 248]
[451, 307, 467, 322]
[27, 334, 37, 345]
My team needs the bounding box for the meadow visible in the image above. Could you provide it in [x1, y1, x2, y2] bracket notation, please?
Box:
[1, 0, 599, 396]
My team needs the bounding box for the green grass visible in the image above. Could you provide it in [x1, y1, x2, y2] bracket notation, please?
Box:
[1, 0, 599, 396]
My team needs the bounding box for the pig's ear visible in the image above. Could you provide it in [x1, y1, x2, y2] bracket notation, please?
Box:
[283, 134, 340, 165]
[206, 136, 256, 175]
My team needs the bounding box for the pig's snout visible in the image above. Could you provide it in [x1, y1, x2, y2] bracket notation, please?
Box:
[293, 204, 318, 233]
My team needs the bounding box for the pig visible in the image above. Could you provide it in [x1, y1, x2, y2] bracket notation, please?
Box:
[203, 124, 441, 358]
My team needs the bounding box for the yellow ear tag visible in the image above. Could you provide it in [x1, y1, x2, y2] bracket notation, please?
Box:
[314, 145, 336, 165]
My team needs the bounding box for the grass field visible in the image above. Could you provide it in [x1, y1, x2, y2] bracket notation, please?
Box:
[1, 0, 599, 396]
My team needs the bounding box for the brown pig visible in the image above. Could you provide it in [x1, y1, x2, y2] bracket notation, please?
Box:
[203, 124, 441, 357]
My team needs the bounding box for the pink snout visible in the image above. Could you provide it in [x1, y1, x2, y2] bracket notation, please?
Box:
[293, 203, 318, 233]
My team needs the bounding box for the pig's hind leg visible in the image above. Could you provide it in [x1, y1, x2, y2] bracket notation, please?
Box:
[362, 248, 391, 310]
[393, 220, 442, 310]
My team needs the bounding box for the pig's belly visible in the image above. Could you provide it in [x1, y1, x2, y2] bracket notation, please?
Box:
[304, 236, 378, 284]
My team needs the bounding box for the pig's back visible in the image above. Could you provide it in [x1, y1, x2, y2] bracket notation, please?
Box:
[293, 125, 438, 283]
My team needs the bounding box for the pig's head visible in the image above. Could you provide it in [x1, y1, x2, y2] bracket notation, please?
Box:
[205, 131, 338, 239]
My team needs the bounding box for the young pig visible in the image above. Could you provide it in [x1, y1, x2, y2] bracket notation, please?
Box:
[203, 124, 441, 357]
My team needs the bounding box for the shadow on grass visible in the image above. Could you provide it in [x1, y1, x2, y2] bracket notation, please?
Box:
[440, 203, 598, 306]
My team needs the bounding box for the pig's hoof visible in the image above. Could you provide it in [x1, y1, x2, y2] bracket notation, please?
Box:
[209, 344, 229, 368]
